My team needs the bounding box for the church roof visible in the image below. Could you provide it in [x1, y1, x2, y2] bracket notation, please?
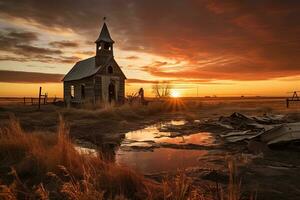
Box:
[63, 56, 126, 81]
[95, 22, 114, 43]
[63, 57, 99, 81]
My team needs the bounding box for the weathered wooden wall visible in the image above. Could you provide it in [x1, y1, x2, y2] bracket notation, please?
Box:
[63, 76, 95, 104]
[63, 58, 126, 104]
[94, 75, 102, 103]
[118, 78, 125, 103]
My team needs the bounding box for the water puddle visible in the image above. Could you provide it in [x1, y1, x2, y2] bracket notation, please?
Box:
[158, 132, 215, 146]
[116, 148, 208, 174]
[121, 119, 215, 148]
[74, 139, 98, 155]
[75, 120, 217, 173]
[74, 146, 97, 155]
[115, 120, 217, 173]
[124, 120, 186, 142]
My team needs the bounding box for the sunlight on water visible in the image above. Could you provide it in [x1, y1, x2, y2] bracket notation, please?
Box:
[157, 132, 215, 146]
[124, 120, 186, 142]
[74, 146, 97, 155]
[169, 120, 187, 125]
[75, 120, 216, 174]
[124, 125, 170, 141]
[116, 120, 216, 173]
[122, 119, 214, 147]
[116, 148, 208, 174]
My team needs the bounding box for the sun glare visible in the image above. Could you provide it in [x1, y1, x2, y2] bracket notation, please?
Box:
[170, 90, 180, 98]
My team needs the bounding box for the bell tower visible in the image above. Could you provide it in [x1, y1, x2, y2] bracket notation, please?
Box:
[95, 19, 114, 66]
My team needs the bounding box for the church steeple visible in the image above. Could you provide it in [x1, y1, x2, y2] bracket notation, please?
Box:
[95, 20, 114, 66]
[95, 22, 114, 44]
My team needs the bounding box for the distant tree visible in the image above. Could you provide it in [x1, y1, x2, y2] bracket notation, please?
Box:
[152, 81, 171, 98]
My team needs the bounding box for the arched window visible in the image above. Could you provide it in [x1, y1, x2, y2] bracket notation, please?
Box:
[108, 66, 113, 74]
[70, 85, 75, 98]
[104, 43, 110, 50]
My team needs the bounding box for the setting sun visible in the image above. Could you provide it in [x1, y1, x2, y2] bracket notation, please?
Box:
[170, 90, 181, 98]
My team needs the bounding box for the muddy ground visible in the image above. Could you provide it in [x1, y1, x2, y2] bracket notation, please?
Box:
[1, 97, 300, 199]
[139, 118, 300, 200]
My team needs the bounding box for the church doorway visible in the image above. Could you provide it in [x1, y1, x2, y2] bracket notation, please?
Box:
[108, 82, 116, 103]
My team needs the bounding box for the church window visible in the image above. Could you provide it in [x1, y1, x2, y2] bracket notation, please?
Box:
[70, 85, 75, 98]
[104, 43, 110, 50]
[108, 66, 113, 74]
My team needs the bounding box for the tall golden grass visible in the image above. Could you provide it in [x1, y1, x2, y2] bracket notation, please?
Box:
[0, 116, 158, 199]
[0, 116, 252, 200]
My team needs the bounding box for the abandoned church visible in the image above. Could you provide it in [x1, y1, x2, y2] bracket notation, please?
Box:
[63, 22, 126, 104]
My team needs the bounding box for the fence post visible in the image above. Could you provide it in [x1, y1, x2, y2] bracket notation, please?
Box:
[23, 97, 25, 105]
[45, 93, 48, 104]
[38, 87, 42, 110]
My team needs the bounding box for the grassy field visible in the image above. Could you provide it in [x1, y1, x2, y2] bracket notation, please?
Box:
[0, 97, 296, 136]
[0, 97, 298, 151]
[0, 97, 299, 199]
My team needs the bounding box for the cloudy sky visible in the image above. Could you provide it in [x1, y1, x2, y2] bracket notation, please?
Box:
[0, 0, 299, 97]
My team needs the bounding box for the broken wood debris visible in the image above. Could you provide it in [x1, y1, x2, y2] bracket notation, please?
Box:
[209, 112, 300, 145]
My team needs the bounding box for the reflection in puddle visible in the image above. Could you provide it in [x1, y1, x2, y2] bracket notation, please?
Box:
[122, 119, 214, 147]
[158, 132, 215, 146]
[124, 120, 186, 142]
[116, 120, 215, 173]
[169, 120, 187, 126]
[116, 148, 208, 174]
[74, 146, 97, 155]
[124, 125, 170, 141]
[75, 120, 216, 174]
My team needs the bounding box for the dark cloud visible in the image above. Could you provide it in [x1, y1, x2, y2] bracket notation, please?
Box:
[14, 44, 62, 56]
[0, 0, 299, 80]
[0, 55, 28, 62]
[7, 31, 38, 42]
[75, 51, 94, 56]
[125, 56, 139, 60]
[0, 70, 64, 83]
[49, 40, 79, 48]
[0, 29, 38, 48]
[0, 29, 61, 56]
[126, 79, 157, 84]
[142, 60, 299, 81]
[0, 54, 80, 64]
[0, 30, 82, 63]
[127, 78, 233, 85]
[58, 56, 81, 63]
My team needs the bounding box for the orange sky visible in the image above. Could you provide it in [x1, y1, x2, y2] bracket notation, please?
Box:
[0, 1, 299, 97]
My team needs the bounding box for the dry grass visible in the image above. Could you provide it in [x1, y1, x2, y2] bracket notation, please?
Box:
[0, 116, 158, 199]
[1, 97, 295, 138]
[163, 173, 200, 200]
[63, 101, 169, 119]
[0, 115, 254, 199]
